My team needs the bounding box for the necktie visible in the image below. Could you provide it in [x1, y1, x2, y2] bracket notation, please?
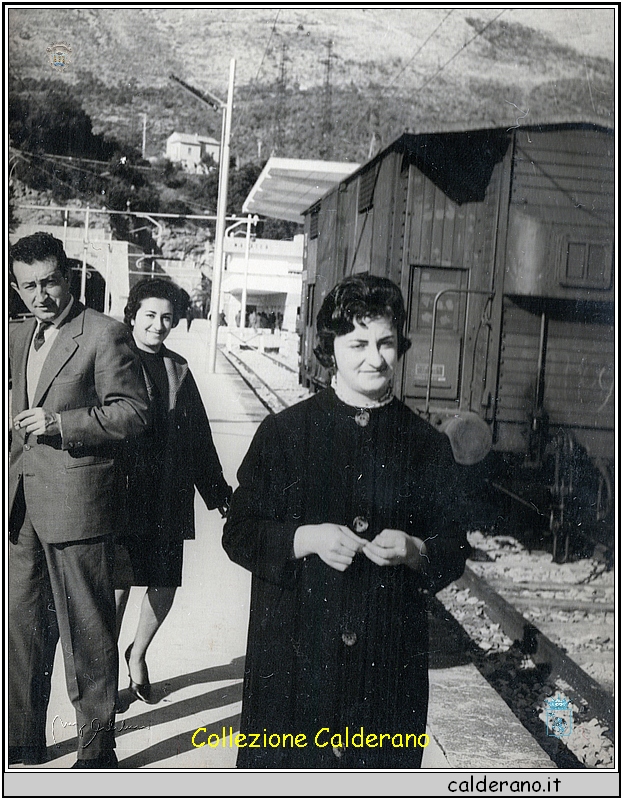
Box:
[33, 321, 53, 351]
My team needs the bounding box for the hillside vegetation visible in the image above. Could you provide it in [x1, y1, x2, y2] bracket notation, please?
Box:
[8, 8, 614, 257]
[9, 8, 614, 163]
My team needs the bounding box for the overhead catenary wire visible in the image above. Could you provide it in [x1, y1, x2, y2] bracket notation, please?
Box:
[346, 9, 507, 150]
[348, 9, 455, 142]
[385, 9, 456, 96]
[414, 9, 506, 96]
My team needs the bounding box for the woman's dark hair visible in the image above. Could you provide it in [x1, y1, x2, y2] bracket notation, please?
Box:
[314, 273, 411, 368]
[124, 278, 183, 328]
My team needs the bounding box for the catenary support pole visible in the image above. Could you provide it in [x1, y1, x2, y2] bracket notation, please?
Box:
[80, 204, 90, 304]
[207, 58, 236, 373]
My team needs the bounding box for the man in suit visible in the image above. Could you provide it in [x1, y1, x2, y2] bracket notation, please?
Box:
[8, 232, 150, 768]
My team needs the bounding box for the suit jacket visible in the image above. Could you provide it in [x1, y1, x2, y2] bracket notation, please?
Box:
[9, 302, 150, 543]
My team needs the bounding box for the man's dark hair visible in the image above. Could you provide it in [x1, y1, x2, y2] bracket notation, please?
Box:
[313, 272, 411, 368]
[9, 232, 70, 281]
[124, 278, 183, 328]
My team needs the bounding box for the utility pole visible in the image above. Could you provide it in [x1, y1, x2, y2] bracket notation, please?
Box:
[141, 113, 147, 159]
[170, 60, 236, 373]
[368, 107, 382, 159]
[320, 40, 334, 158]
[275, 40, 288, 154]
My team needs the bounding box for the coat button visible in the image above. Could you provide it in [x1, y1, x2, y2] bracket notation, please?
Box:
[76, 441, 83, 448]
[23, 444, 31, 451]
[352, 516, 369, 534]
[342, 631, 357, 646]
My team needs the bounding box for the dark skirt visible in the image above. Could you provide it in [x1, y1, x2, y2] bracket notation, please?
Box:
[114, 534, 184, 588]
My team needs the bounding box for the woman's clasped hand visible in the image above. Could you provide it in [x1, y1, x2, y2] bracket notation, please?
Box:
[293, 523, 365, 571]
[293, 523, 426, 572]
[362, 528, 427, 570]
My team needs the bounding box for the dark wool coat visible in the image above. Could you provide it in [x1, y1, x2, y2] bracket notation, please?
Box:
[222, 388, 471, 769]
[116, 345, 230, 584]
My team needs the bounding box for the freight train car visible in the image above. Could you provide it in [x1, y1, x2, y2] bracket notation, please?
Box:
[300, 123, 614, 561]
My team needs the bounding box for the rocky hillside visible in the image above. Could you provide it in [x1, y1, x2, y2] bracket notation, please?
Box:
[9, 7, 614, 163]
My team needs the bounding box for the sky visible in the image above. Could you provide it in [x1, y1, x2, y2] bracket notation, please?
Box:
[506, 5, 615, 60]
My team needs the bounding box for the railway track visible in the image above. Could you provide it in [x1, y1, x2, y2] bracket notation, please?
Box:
[222, 347, 290, 413]
[438, 534, 615, 769]
[222, 344, 311, 414]
[224, 344, 615, 769]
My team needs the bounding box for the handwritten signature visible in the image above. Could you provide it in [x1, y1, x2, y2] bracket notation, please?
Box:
[52, 715, 149, 747]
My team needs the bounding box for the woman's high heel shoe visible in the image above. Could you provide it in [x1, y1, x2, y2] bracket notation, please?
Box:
[125, 643, 152, 703]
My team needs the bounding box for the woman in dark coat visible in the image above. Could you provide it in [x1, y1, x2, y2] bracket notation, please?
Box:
[222, 273, 471, 769]
[115, 278, 231, 703]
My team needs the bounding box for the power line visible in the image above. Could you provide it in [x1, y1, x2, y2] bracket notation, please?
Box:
[11, 150, 156, 217]
[10, 147, 153, 174]
[252, 9, 281, 88]
[347, 10, 507, 152]
[11, 146, 217, 218]
[12, 150, 99, 197]
[386, 9, 455, 93]
[12, 148, 105, 181]
[348, 9, 455, 147]
[414, 10, 506, 95]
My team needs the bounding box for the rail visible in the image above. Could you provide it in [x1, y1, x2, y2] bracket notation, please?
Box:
[456, 565, 614, 740]
[221, 347, 289, 414]
[226, 330, 297, 374]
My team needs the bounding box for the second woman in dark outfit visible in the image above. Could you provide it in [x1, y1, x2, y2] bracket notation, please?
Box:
[115, 278, 231, 702]
[223, 274, 471, 769]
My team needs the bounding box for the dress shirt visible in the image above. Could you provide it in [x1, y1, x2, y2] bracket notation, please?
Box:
[26, 297, 75, 407]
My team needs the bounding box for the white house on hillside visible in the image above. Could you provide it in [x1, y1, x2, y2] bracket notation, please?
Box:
[166, 132, 220, 173]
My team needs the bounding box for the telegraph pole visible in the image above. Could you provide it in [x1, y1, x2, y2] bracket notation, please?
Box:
[141, 113, 147, 159]
[275, 41, 288, 154]
[320, 40, 334, 158]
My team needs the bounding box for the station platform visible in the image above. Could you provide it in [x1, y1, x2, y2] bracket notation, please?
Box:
[10, 323, 554, 772]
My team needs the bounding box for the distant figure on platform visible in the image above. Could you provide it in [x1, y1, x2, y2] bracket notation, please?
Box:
[8, 232, 149, 769]
[219, 311, 227, 327]
[249, 310, 258, 330]
[178, 288, 193, 332]
[114, 278, 232, 707]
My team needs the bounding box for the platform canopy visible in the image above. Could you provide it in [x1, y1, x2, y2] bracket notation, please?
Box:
[243, 157, 360, 223]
